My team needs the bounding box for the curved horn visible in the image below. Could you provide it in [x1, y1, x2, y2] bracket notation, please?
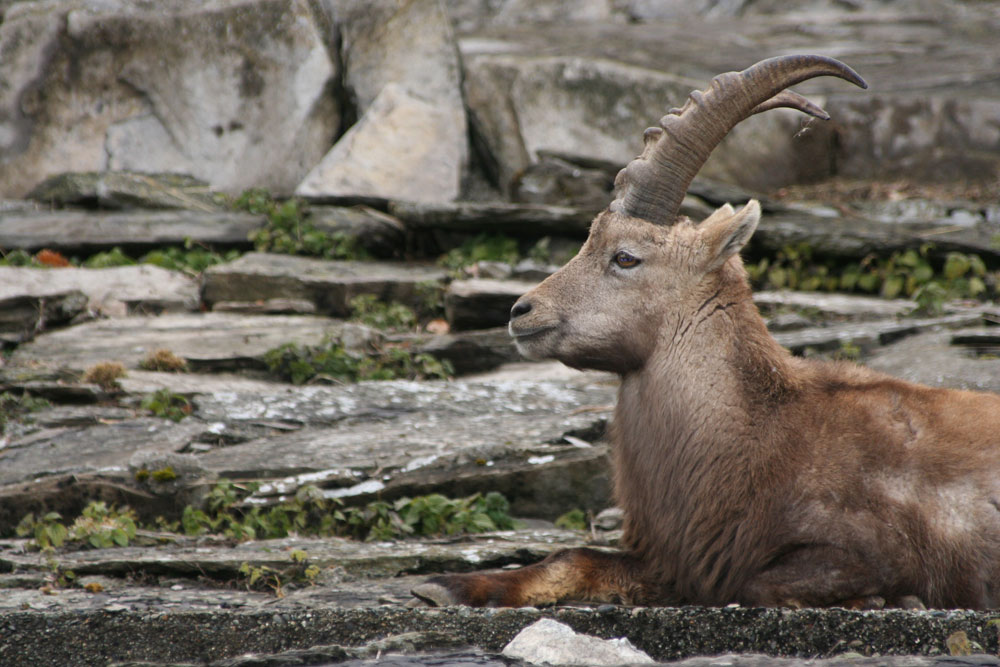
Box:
[608, 55, 867, 225]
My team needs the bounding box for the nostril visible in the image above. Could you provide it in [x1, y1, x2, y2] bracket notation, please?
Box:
[510, 300, 532, 319]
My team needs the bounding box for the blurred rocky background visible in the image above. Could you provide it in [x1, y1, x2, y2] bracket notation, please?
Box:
[1, 0, 999, 665]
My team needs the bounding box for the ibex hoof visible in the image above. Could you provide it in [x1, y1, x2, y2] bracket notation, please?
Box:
[411, 582, 460, 607]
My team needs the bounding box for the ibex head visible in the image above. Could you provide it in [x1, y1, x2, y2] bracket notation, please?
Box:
[509, 55, 867, 374]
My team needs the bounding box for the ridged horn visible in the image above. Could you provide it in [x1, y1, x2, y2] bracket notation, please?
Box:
[608, 55, 867, 225]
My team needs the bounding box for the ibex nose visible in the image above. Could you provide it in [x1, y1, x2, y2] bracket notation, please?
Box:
[510, 299, 532, 320]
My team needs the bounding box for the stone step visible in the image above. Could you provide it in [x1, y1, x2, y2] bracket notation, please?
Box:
[201, 252, 447, 317]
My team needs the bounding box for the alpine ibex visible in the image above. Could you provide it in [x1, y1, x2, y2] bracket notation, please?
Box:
[413, 55, 1000, 610]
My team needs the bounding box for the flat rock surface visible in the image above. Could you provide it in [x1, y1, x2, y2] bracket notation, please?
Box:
[0, 210, 263, 253]
[865, 328, 1000, 393]
[202, 253, 447, 316]
[2, 312, 345, 376]
[0, 265, 200, 317]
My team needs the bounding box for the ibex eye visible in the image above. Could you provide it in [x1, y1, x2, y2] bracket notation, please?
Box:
[614, 251, 640, 268]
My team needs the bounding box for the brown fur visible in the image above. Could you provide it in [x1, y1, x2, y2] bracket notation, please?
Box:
[414, 203, 1000, 610]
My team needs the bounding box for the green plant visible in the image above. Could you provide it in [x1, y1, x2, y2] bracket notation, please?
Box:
[150, 466, 177, 482]
[439, 233, 520, 271]
[528, 236, 581, 267]
[832, 339, 863, 362]
[238, 549, 320, 597]
[141, 389, 192, 421]
[173, 481, 520, 544]
[346, 492, 520, 542]
[82, 247, 136, 268]
[238, 561, 286, 596]
[16, 512, 68, 550]
[555, 508, 589, 531]
[68, 502, 137, 548]
[745, 244, 996, 314]
[237, 188, 368, 260]
[140, 241, 240, 275]
[415, 280, 447, 320]
[17, 502, 138, 550]
[349, 294, 418, 331]
[263, 339, 452, 385]
[0, 249, 42, 266]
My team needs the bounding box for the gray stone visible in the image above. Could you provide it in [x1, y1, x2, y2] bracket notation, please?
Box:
[754, 291, 916, 321]
[445, 0, 617, 32]
[0, 0, 338, 198]
[0, 210, 263, 254]
[201, 252, 447, 316]
[751, 210, 1000, 265]
[191, 377, 616, 517]
[512, 155, 615, 210]
[408, 327, 521, 374]
[3, 312, 344, 376]
[0, 417, 206, 487]
[333, 0, 464, 114]
[461, 49, 840, 196]
[302, 0, 467, 203]
[295, 84, 466, 203]
[445, 278, 537, 331]
[0, 290, 88, 343]
[0, 265, 199, 319]
[26, 172, 224, 211]
[831, 95, 1000, 185]
[390, 200, 594, 237]
[309, 205, 407, 259]
[773, 312, 985, 356]
[503, 618, 654, 665]
[865, 328, 1000, 393]
[461, 54, 691, 196]
[456, 6, 1000, 191]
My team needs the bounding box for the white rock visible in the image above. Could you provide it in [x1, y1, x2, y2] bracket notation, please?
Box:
[502, 618, 654, 666]
[295, 83, 465, 203]
[0, 0, 338, 197]
[0, 265, 199, 316]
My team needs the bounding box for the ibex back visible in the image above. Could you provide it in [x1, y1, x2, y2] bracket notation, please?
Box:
[413, 55, 1000, 610]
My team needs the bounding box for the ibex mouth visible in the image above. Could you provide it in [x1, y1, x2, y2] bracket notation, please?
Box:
[508, 323, 556, 340]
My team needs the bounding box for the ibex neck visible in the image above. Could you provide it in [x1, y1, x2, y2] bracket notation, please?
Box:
[611, 271, 795, 603]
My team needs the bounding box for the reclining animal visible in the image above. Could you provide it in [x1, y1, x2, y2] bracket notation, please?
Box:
[413, 55, 1000, 610]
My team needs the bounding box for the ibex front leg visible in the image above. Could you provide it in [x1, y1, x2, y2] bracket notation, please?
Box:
[412, 548, 644, 607]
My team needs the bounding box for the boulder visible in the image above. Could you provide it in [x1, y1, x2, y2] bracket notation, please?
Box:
[0, 0, 339, 198]
[295, 83, 466, 203]
[201, 252, 447, 316]
[309, 206, 407, 259]
[461, 51, 838, 195]
[332, 0, 464, 114]
[26, 172, 225, 211]
[830, 95, 1000, 184]
[0, 290, 88, 344]
[0, 265, 200, 319]
[299, 0, 467, 202]
[407, 327, 521, 374]
[865, 328, 1000, 393]
[445, 278, 537, 331]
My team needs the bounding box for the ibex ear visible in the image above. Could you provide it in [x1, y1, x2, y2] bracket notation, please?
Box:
[703, 199, 761, 272]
